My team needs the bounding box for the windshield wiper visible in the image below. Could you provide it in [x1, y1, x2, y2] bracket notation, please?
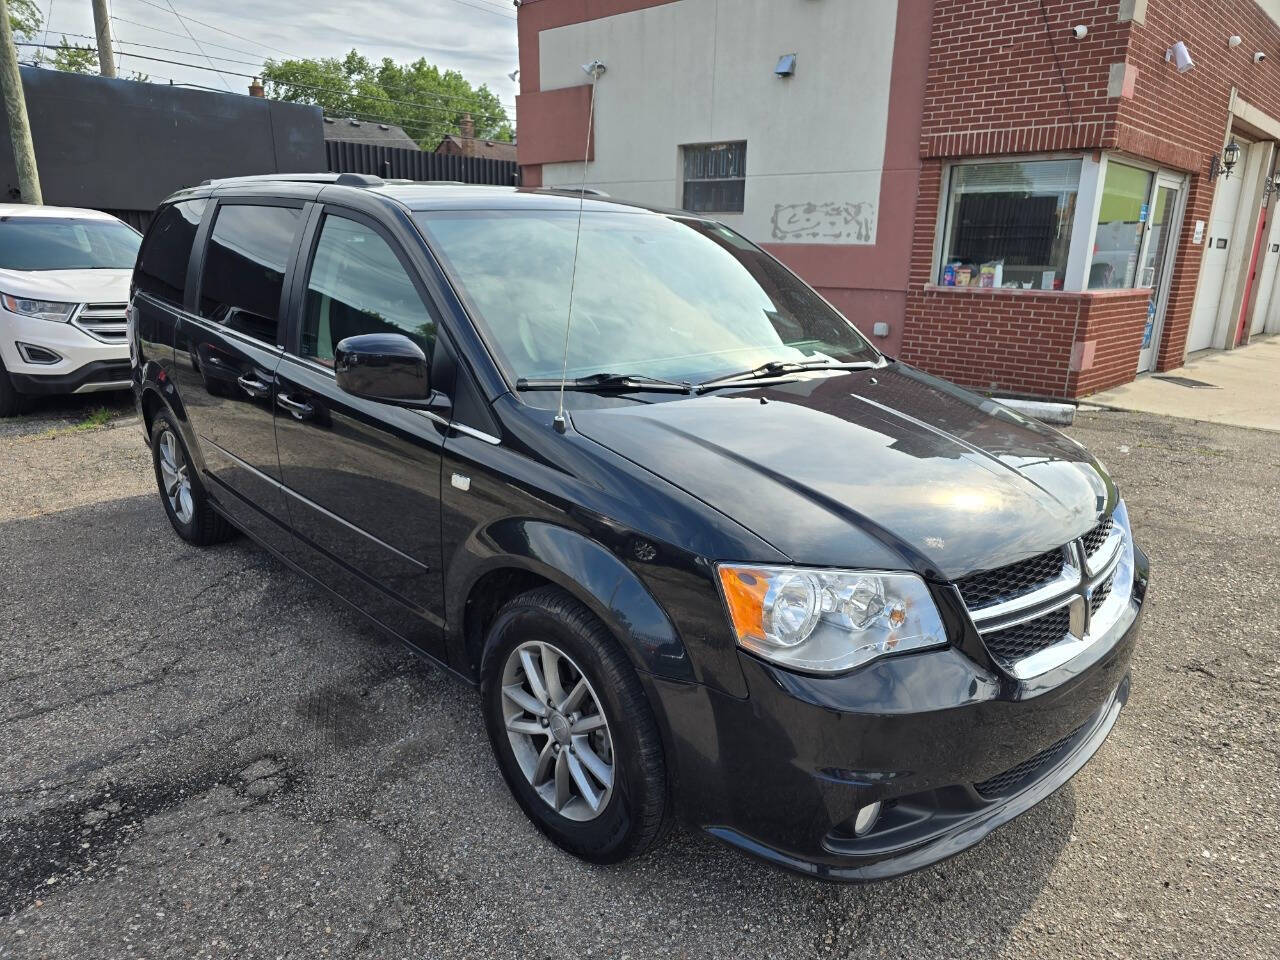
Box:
[516, 372, 693, 393]
[695, 358, 880, 393]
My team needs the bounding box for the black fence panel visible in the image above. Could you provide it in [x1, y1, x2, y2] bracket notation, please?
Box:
[325, 142, 519, 186]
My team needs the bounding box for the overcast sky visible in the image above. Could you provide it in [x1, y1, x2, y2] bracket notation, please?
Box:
[34, 0, 520, 124]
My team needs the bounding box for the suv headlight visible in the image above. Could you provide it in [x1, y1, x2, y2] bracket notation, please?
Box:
[1, 293, 76, 322]
[716, 564, 947, 673]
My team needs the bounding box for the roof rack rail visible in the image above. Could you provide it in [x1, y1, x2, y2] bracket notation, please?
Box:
[195, 173, 387, 188]
[533, 186, 610, 197]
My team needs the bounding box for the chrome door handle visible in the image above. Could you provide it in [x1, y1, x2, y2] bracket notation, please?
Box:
[276, 393, 314, 421]
[236, 374, 271, 397]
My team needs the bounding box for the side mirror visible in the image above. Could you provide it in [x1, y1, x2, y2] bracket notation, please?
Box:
[334, 333, 436, 408]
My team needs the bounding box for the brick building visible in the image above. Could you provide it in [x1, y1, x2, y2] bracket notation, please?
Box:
[516, 0, 1280, 398]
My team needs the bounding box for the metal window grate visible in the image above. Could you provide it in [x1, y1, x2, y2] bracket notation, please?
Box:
[955, 548, 1066, 610]
[981, 606, 1071, 667]
[682, 141, 746, 213]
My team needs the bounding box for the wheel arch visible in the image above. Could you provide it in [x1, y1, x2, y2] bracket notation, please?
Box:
[448, 519, 693, 686]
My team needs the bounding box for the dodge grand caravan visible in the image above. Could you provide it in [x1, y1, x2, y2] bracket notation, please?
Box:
[129, 174, 1147, 880]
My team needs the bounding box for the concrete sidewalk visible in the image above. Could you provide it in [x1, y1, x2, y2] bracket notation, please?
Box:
[1086, 335, 1280, 431]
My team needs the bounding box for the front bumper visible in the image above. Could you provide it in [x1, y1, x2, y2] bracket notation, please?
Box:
[1, 310, 129, 394]
[648, 545, 1148, 882]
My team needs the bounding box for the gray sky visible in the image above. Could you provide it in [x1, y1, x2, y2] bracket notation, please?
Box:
[34, 0, 519, 126]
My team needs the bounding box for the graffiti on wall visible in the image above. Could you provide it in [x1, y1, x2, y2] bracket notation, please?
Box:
[770, 201, 876, 243]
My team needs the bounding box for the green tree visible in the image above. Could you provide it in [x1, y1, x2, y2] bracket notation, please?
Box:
[262, 50, 511, 150]
[8, 0, 42, 38]
[50, 37, 98, 75]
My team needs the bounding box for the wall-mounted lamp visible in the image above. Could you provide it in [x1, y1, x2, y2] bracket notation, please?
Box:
[775, 53, 797, 78]
[1166, 41, 1195, 73]
[1210, 138, 1243, 181]
[1228, 35, 1242, 48]
[508, 68, 519, 82]
[1071, 25, 1087, 40]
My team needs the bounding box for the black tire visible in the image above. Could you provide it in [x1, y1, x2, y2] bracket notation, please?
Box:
[149, 410, 236, 546]
[481, 586, 671, 864]
[0, 356, 26, 418]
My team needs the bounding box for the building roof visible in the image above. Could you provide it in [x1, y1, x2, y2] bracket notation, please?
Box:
[435, 135, 518, 162]
[322, 117, 420, 150]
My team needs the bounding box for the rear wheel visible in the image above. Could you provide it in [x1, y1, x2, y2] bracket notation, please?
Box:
[482, 586, 670, 863]
[149, 411, 235, 546]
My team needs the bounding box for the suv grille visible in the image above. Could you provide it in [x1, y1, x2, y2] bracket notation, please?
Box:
[955, 547, 1065, 610]
[1089, 570, 1115, 615]
[1081, 516, 1113, 558]
[74, 302, 128, 343]
[982, 606, 1071, 667]
[974, 722, 1084, 799]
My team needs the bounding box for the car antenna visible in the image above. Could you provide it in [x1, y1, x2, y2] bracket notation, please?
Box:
[553, 58, 606, 435]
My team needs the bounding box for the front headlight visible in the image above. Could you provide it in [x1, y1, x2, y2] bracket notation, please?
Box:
[1, 293, 76, 322]
[716, 564, 947, 673]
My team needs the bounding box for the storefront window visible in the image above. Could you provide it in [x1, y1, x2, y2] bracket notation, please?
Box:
[1089, 162, 1155, 289]
[938, 159, 1080, 290]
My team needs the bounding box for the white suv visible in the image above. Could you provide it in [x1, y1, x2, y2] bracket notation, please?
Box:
[0, 205, 141, 416]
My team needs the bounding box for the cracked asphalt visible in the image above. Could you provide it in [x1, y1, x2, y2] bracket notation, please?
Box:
[1, 398, 1277, 959]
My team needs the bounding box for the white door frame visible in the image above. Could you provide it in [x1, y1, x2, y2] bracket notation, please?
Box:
[1136, 172, 1189, 371]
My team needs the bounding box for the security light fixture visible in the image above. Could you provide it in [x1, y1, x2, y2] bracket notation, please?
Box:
[775, 53, 797, 78]
[1228, 35, 1242, 48]
[508, 69, 520, 82]
[1256, 51, 1268, 64]
[1071, 25, 1087, 40]
[1166, 41, 1194, 73]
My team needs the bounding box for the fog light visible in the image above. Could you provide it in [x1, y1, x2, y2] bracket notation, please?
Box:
[853, 801, 882, 836]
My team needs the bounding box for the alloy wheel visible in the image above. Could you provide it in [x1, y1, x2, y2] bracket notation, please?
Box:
[157, 428, 194, 524]
[500, 640, 615, 821]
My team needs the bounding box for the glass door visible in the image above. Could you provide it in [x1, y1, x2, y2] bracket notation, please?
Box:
[1136, 176, 1183, 372]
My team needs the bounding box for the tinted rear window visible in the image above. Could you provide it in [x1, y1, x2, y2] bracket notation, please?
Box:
[198, 204, 301, 346]
[0, 216, 140, 270]
[134, 200, 206, 305]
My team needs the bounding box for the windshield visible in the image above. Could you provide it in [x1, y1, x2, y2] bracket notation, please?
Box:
[0, 217, 141, 271]
[414, 209, 880, 383]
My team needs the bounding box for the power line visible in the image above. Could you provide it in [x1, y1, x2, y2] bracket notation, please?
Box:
[160, 0, 233, 90]
[111, 16, 264, 60]
[43, 31, 264, 67]
[440, 0, 516, 21]
[122, 0, 298, 58]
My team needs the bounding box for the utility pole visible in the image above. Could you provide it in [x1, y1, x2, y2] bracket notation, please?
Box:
[0, 0, 42, 204]
[91, 0, 117, 78]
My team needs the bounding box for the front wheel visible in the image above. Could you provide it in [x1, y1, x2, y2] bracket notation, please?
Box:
[482, 587, 670, 864]
[149, 410, 235, 546]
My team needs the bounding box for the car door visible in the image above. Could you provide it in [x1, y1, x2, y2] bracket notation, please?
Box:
[171, 198, 305, 559]
[273, 206, 449, 658]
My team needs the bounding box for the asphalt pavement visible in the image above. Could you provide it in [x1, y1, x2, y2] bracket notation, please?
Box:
[0, 398, 1276, 959]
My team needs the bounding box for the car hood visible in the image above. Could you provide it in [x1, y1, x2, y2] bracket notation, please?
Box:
[570, 364, 1114, 580]
[0, 268, 132, 303]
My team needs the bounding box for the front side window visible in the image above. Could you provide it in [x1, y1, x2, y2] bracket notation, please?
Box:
[135, 200, 205, 305]
[0, 216, 141, 272]
[198, 204, 301, 346]
[1089, 162, 1154, 289]
[939, 159, 1081, 290]
[415, 209, 879, 384]
[682, 142, 747, 213]
[299, 215, 436, 366]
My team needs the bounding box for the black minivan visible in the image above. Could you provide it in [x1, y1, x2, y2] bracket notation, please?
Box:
[129, 174, 1147, 881]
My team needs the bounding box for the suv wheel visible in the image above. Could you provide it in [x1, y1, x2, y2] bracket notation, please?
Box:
[482, 586, 670, 863]
[149, 411, 235, 546]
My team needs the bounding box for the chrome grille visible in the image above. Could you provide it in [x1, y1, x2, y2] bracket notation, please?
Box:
[954, 548, 1066, 610]
[973, 722, 1084, 798]
[73, 302, 128, 343]
[1081, 517, 1114, 558]
[982, 606, 1071, 668]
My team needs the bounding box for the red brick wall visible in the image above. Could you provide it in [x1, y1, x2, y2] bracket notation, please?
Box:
[907, 0, 1280, 390]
